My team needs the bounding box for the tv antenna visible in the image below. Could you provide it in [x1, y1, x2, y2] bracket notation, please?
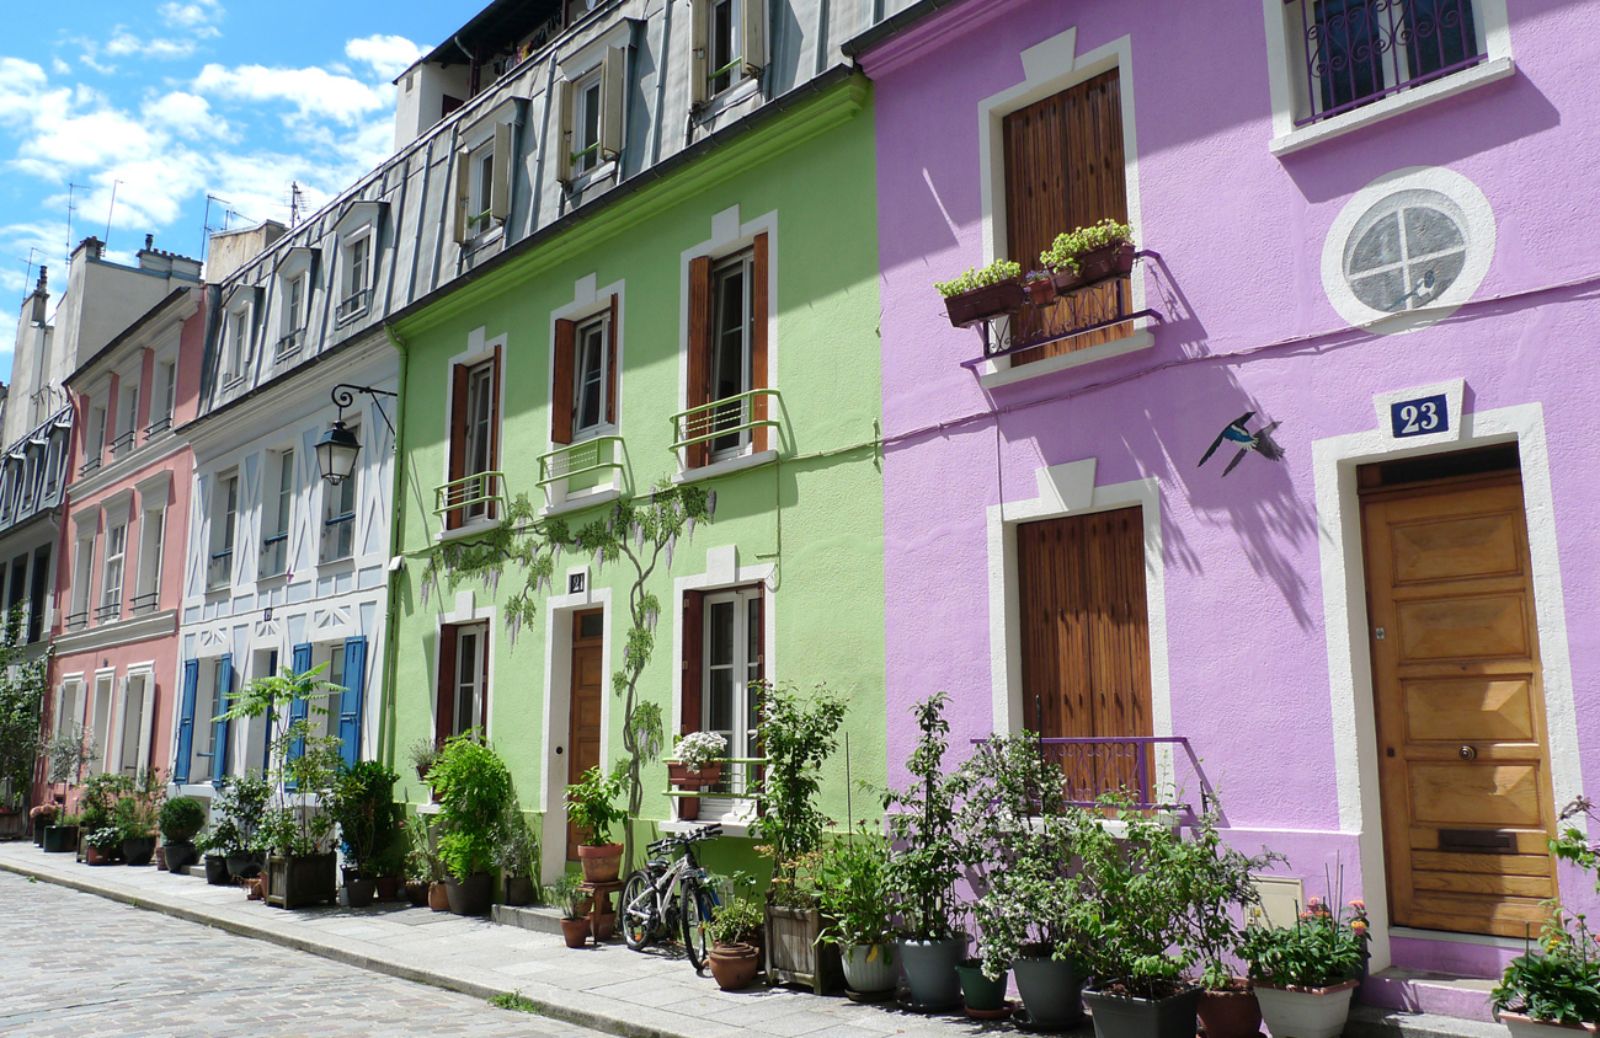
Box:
[289, 181, 305, 226]
[103, 179, 123, 250]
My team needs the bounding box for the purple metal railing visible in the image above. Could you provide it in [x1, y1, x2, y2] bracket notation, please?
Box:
[972, 734, 1212, 817]
[1290, 0, 1483, 126]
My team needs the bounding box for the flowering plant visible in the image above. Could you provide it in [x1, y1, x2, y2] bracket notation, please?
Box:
[671, 731, 727, 774]
[1240, 891, 1368, 989]
[1038, 218, 1133, 275]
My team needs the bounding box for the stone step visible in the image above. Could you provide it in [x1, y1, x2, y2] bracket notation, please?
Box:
[489, 902, 565, 936]
[1349, 1003, 1508, 1038]
[1362, 968, 1499, 1022]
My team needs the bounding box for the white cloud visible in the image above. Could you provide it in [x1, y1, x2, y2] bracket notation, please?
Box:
[194, 62, 390, 124]
[345, 34, 427, 81]
[142, 90, 223, 140]
[159, 0, 224, 36]
[50, 58, 70, 76]
[105, 31, 198, 61]
[0, 59, 50, 127]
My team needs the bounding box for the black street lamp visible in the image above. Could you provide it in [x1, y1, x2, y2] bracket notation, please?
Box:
[318, 383, 397, 485]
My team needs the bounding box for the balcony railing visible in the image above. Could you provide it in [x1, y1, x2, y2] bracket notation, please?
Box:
[259, 532, 288, 577]
[145, 414, 172, 439]
[79, 454, 102, 476]
[129, 591, 159, 616]
[537, 436, 624, 505]
[206, 549, 233, 590]
[93, 601, 122, 624]
[972, 734, 1213, 817]
[335, 289, 371, 324]
[275, 329, 304, 361]
[433, 471, 506, 525]
[1289, 0, 1483, 126]
[64, 610, 88, 631]
[670, 389, 783, 465]
[321, 513, 354, 562]
[664, 756, 766, 805]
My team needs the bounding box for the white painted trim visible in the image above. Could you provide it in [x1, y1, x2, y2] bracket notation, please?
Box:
[545, 276, 627, 507]
[975, 32, 1146, 379]
[1312, 400, 1581, 974]
[440, 326, 510, 524]
[542, 486, 622, 518]
[977, 328, 1154, 390]
[537, 585, 613, 883]
[670, 545, 777, 739]
[984, 461, 1175, 792]
[671, 449, 777, 484]
[433, 597, 498, 744]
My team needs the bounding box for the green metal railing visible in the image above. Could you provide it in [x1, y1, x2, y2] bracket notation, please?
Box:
[433, 470, 506, 521]
[536, 435, 625, 504]
[664, 756, 766, 801]
[669, 389, 783, 457]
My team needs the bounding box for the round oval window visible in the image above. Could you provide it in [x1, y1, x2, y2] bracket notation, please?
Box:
[1345, 192, 1468, 313]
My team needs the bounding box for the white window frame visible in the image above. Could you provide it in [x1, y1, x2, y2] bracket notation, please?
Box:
[572, 311, 611, 440]
[148, 356, 177, 436]
[68, 528, 95, 626]
[691, 0, 766, 110]
[88, 671, 115, 776]
[572, 70, 604, 177]
[320, 643, 346, 743]
[279, 273, 307, 357]
[84, 403, 107, 472]
[112, 373, 140, 456]
[555, 24, 629, 189]
[261, 447, 294, 578]
[337, 226, 375, 324]
[696, 587, 763, 815]
[99, 518, 127, 622]
[321, 425, 358, 564]
[448, 622, 489, 739]
[55, 677, 84, 748]
[133, 505, 164, 612]
[1262, 0, 1514, 155]
[208, 471, 238, 591]
[708, 250, 755, 461]
[222, 300, 252, 386]
[114, 669, 155, 777]
[467, 142, 496, 239]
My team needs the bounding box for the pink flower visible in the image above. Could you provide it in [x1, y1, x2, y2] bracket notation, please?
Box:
[1351, 920, 1368, 935]
[1349, 899, 1366, 911]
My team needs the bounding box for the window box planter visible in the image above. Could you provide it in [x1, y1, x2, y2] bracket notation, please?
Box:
[1253, 978, 1359, 1038]
[1082, 984, 1203, 1038]
[668, 761, 723, 821]
[1050, 241, 1136, 294]
[264, 852, 338, 909]
[121, 836, 156, 866]
[943, 280, 1025, 329]
[42, 825, 78, 854]
[895, 935, 968, 1010]
[1022, 275, 1058, 307]
[1498, 1012, 1600, 1038]
[766, 903, 843, 995]
[1013, 949, 1087, 1028]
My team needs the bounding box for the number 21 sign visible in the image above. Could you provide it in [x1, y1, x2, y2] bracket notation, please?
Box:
[1390, 393, 1449, 438]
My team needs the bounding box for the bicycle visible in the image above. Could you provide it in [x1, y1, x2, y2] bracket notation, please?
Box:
[619, 823, 723, 970]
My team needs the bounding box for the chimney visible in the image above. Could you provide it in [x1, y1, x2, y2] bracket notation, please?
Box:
[144, 234, 154, 251]
[28, 267, 47, 326]
[73, 236, 104, 262]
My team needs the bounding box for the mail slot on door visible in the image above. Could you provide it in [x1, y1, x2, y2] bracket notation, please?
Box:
[1437, 828, 1517, 854]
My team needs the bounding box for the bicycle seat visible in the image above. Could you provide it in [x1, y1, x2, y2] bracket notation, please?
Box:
[645, 858, 667, 870]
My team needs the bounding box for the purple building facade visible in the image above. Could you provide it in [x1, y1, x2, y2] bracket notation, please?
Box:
[855, 0, 1596, 1018]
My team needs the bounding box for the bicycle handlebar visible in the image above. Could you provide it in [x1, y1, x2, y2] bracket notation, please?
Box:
[646, 823, 723, 856]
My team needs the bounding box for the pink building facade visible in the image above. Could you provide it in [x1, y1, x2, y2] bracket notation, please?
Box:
[46, 287, 205, 791]
[855, 0, 1597, 1017]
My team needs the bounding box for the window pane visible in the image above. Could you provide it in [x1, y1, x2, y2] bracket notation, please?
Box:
[1403, 206, 1464, 256]
[1350, 213, 1401, 273]
[1313, 0, 1384, 113]
[707, 667, 734, 734]
[581, 81, 601, 161]
[1407, 251, 1465, 306]
[708, 601, 734, 666]
[1351, 269, 1407, 312]
[1404, 0, 1480, 77]
[575, 322, 605, 431]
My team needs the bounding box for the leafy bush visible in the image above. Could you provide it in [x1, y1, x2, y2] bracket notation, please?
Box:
[546, 873, 585, 921]
[405, 812, 443, 883]
[495, 803, 540, 879]
[816, 827, 895, 952]
[884, 692, 963, 941]
[934, 259, 1022, 298]
[1492, 908, 1600, 1025]
[160, 797, 206, 843]
[211, 774, 270, 855]
[433, 734, 514, 879]
[113, 769, 165, 840]
[564, 763, 625, 847]
[1038, 218, 1133, 275]
[1240, 896, 1367, 989]
[86, 826, 123, 852]
[751, 681, 847, 907]
[706, 874, 765, 946]
[79, 772, 132, 832]
[330, 761, 404, 877]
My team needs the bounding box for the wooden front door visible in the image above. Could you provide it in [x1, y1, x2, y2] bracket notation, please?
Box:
[1017, 507, 1153, 801]
[1361, 474, 1558, 937]
[566, 610, 604, 860]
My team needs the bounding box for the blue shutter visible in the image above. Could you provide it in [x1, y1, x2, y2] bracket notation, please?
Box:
[210, 655, 233, 786]
[288, 642, 313, 766]
[172, 659, 200, 784]
[338, 636, 368, 768]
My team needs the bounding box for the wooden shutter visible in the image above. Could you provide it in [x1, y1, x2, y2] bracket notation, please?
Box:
[600, 47, 624, 161]
[435, 626, 458, 747]
[686, 256, 713, 468]
[337, 636, 368, 768]
[740, 0, 766, 75]
[478, 627, 491, 734]
[750, 233, 769, 453]
[552, 320, 576, 445]
[446, 364, 470, 530]
[605, 294, 619, 426]
[490, 122, 513, 222]
[680, 591, 704, 735]
[172, 659, 199, 784]
[690, 0, 710, 107]
[556, 79, 575, 185]
[210, 655, 233, 786]
[1002, 68, 1129, 363]
[451, 151, 471, 245]
[488, 345, 502, 520]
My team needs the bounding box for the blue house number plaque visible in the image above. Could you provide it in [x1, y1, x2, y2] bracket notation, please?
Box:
[1390, 394, 1449, 438]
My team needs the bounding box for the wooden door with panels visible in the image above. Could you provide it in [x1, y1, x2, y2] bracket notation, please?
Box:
[1017, 507, 1153, 802]
[566, 609, 605, 860]
[1361, 462, 1559, 937]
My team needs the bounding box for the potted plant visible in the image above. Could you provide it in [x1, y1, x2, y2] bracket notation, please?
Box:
[1187, 809, 1286, 1038]
[114, 768, 164, 866]
[885, 692, 968, 1010]
[548, 873, 591, 949]
[433, 732, 513, 916]
[84, 825, 123, 865]
[752, 681, 848, 995]
[935, 258, 1025, 328]
[1240, 890, 1367, 1038]
[706, 878, 766, 991]
[403, 812, 440, 906]
[496, 802, 540, 906]
[210, 775, 269, 879]
[1039, 218, 1135, 293]
[406, 737, 438, 785]
[191, 830, 230, 884]
[41, 727, 95, 852]
[77, 771, 131, 862]
[816, 826, 896, 999]
[159, 796, 205, 872]
[565, 762, 625, 884]
[329, 760, 404, 908]
[29, 803, 55, 846]
[667, 731, 727, 822]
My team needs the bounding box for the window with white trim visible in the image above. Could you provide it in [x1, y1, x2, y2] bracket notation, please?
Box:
[88, 673, 114, 775]
[222, 305, 251, 384]
[207, 471, 238, 590]
[68, 535, 93, 629]
[701, 587, 762, 795]
[337, 231, 374, 324]
[709, 251, 754, 458]
[321, 427, 357, 562]
[574, 71, 602, 177]
[132, 505, 164, 614]
[99, 519, 126, 622]
[54, 680, 82, 746]
[573, 313, 609, 438]
[469, 144, 495, 238]
[83, 403, 107, 474]
[437, 621, 489, 741]
[117, 673, 151, 776]
[278, 273, 307, 357]
[148, 360, 176, 436]
[261, 449, 294, 577]
[112, 379, 139, 456]
[691, 0, 765, 106]
[556, 44, 624, 186]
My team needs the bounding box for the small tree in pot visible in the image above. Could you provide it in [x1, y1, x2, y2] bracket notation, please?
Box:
[706, 874, 766, 991]
[495, 801, 540, 906]
[1187, 807, 1286, 1038]
[565, 762, 626, 884]
[211, 774, 270, 880]
[159, 796, 206, 872]
[884, 692, 967, 1010]
[114, 768, 165, 865]
[40, 727, 95, 852]
[549, 872, 591, 948]
[432, 732, 513, 915]
[329, 760, 404, 908]
[817, 826, 896, 999]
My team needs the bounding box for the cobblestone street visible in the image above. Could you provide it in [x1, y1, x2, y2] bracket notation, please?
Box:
[0, 871, 605, 1037]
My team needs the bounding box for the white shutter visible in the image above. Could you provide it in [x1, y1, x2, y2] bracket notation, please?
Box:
[109, 676, 128, 774]
[136, 675, 154, 777]
[741, 0, 766, 75]
[491, 121, 513, 221]
[600, 47, 624, 161]
[690, 0, 710, 107]
[451, 151, 471, 244]
[556, 79, 575, 185]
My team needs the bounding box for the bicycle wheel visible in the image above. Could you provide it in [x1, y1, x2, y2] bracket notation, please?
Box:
[679, 876, 718, 972]
[620, 871, 656, 950]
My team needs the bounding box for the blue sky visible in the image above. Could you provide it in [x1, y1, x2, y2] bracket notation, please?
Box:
[0, 1, 452, 380]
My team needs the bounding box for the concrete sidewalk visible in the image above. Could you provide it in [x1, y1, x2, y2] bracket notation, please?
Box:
[0, 841, 1497, 1038]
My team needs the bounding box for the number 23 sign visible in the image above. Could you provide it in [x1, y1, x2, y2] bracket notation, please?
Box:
[1390, 393, 1449, 438]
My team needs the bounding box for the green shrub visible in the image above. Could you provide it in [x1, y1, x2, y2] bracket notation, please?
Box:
[433, 733, 514, 879]
[933, 258, 1022, 298]
[1240, 898, 1367, 989]
[564, 763, 625, 847]
[330, 760, 404, 877]
[160, 797, 206, 843]
[1039, 218, 1133, 275]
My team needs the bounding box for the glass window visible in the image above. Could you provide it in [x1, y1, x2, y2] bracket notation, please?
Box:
[451, 625, 488, 737]
[119, 675, 147, 775]
[709, 0, 744, 95]
[208, 474, 237, 589]
[701, 588, 762, 794]
[322, 434, 357, 562]
[100, 521, 126, 619]
[134, 508, 164, 611]
[262, 450, 293, 576]
[462, 364, 496, 521]
[709, 252, 754, 456]
[1345, 195, 1468, 313]
[573, 74, 602, 174]
[573, 315, 608, 436]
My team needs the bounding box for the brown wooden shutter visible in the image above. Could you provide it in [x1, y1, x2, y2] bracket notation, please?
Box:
[1083, 507, 1152, 800]
[552, 319, 576, 445]
[479, 626, 492, 736]
[446, 365, 470, 530]
[750, 233, 769, 453]
[605, 294, 618, 426]
[435, 625, 458, 747]
[1003, 68, 1129, 363]
[685, 256, 713, 468]
[680, 590, 704, 735]
[488, 346, 502, 520]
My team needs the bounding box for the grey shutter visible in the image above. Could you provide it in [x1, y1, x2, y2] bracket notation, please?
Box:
[741, 0, 766, 75]
[490, 121, 513, 221]
[451, 151, 470, 244]
[690, 0, 709, 107]
[600, 47, 624, 162]
[556, 79, 575, 185]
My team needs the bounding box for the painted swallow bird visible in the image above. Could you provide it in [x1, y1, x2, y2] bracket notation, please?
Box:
[1198, 411, 1286, 477]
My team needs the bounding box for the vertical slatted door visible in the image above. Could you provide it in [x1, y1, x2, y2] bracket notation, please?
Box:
[1018, 516, 1096, 800]
[567, 611, 604, 859]
[1081, 508, 1152, 800]
[1003, 68, 1130, 364]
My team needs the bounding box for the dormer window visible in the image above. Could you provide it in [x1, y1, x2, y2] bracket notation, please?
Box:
[279, 273, 306, 357]
[111, 377, 139, 457]
[337, 232, 373, 324]
[556, 38, 626, 188]
[147, 359, 176, 437]
[274, 245, 318, 358]
[691, 0, 766, 107]
[221, 303, 252, 385]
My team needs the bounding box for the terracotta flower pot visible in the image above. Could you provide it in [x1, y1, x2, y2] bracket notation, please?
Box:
[577, 843, 623, 884]
[428, 880, 451, 912]
[85, 843, 117, 866]
[246, 877, 264, 901]
[709, 942, 762, 991]
[1023, 276, 1058, 306]
[1254, 978, 1358, 1038]
[560, 917, 590, 948]
[1197, 980, 1261, 1038]
[591, 910, 617, 941]
[405, 880, 430, 906]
